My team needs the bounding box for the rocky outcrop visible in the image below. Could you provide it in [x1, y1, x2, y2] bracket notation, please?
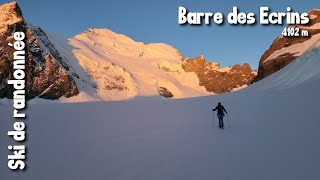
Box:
[182, 56, 257, 94]
[0, 2, 78, 99]
[0, 2, 259, 101]
[70, 28, 211, 99]
[254, 9, 320, 81]
[157, 86, 174, 98]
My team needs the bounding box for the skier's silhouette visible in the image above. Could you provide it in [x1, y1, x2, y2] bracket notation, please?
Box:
[213, 102, 228, 129]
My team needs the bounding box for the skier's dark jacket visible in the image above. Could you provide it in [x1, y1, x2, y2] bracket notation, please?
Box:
[213, 105, 227, 115]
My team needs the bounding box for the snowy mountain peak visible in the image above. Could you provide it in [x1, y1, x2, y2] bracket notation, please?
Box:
[73, 28, 183, 63]
[76, 28, 138, 45]
[0, 1, 259, 101]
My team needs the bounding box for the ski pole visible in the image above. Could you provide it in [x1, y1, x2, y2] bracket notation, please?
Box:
[213, 111, 215, 128]
[227, 113, 231, 128]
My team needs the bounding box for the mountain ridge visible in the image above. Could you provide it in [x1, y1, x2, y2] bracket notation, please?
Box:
[0, 1, 79, 99]
[254, 9, 320, 82]
[0, 1, 257, 101]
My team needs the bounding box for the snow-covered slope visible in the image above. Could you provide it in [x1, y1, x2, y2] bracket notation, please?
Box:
[255, 9, 320, 81]
[254, 39, 320, 90]
[1, 1, 259, 101]
[264, 33, 320, 64]
[0, 71, 319, 180]
[46, 28, 211, 101]
[1, 34, 320, 180]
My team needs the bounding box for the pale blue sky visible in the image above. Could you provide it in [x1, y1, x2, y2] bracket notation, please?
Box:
[4, 0, 319, 68]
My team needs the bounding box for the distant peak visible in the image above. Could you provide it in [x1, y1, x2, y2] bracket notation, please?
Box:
[79, 28, 129, 39]
[308, 9, 320, 13]
[308, 9, 320, 21]
[75, 28, 138, 44]
[0, 1, 24, 28]
[0, 1, 22, 16]
[81, 28, 118, 36]
[1, 1, 18, 7]
[195, 55, 205, 61]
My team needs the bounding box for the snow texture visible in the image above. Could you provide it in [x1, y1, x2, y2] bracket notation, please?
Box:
[263, 21, 320, 64]
[45, 28, 211, 101]
[0, 40, 320, 180]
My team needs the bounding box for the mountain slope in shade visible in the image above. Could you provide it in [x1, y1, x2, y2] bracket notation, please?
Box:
[0, 2, 78, 99]
[255, 9, 320, 81]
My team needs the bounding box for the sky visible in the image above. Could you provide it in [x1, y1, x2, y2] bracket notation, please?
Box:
[3, 0, 319, 68]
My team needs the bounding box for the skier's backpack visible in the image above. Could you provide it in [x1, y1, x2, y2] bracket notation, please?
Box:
[217, 105, 224, 115]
